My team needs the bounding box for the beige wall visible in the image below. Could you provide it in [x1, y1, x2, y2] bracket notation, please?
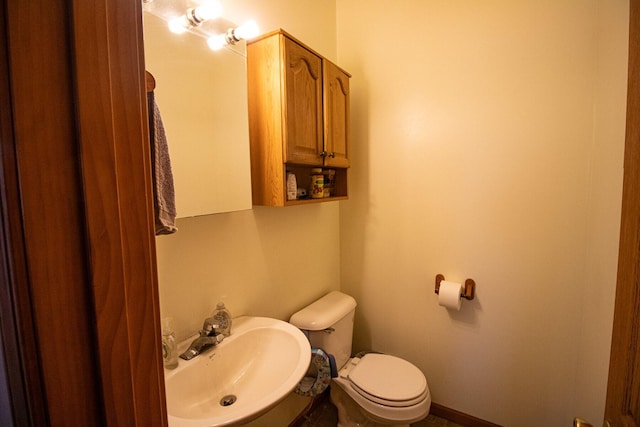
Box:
[156, 0, 629, 425]
[337, 1, 628, 426]
[154, 0, 339, 342]
[153, 2, 339, 423]
[573, 0, 629, 418]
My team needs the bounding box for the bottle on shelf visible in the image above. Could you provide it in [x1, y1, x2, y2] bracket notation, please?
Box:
[286, 170, 297, 201]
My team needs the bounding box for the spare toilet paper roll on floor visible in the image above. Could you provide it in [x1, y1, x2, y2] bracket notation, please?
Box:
[438, 280, 463, 310]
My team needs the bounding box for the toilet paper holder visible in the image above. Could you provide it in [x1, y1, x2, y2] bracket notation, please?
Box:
[434, 274, 475, 300]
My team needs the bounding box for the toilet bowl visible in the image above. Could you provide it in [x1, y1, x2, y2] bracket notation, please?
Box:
[332, 353, 431, 426]
[289, 291, 430, 426]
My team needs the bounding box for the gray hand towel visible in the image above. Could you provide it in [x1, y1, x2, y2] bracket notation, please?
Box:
[148, 92, 177, 235]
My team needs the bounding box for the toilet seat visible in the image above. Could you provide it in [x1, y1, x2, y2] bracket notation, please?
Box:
[341, 354, 428, 407]
[333, 354, 431, 425]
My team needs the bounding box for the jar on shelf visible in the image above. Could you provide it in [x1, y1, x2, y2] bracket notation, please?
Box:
[322, 169, 336, 197]
[310, 168, 324, 199]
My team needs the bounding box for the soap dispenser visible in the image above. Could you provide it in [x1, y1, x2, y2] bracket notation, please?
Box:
[161, 317, 178, 369]
[213, 302, 232, 337]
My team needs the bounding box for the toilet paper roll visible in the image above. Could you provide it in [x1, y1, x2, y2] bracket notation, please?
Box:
[438, 280, 463, 310]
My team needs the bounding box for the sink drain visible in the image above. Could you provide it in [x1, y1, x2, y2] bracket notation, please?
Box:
[220, 395, 237, 407]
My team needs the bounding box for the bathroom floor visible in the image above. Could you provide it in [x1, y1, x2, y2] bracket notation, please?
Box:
[297, 391, 463, 427]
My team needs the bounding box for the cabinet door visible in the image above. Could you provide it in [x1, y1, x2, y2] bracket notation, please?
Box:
[323, 60, 350, 168]
[283, 37, 323, 165]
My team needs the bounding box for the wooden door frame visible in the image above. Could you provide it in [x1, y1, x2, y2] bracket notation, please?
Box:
[605, 0, 640, 425]
[72, 0, 167, 424]
[0, 0, 166, 425]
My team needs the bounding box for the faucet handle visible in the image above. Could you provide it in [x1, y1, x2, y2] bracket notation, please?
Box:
[200, 317, 219, 337]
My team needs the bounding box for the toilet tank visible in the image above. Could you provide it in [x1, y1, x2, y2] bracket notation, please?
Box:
[289, 291, 357, 370]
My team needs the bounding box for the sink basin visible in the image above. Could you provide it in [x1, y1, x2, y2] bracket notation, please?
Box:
[164, 316, 311, 426]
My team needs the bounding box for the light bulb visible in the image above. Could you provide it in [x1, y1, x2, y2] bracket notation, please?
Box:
[193, 1, 222, 22]
[234, 20, 259, 40]
[167, 1, 222, 34]
[207, 34, 227, 51]
[168, 16, 189, 34]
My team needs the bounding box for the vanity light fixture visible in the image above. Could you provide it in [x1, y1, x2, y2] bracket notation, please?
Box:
[168, 0, 222, 34]
[207, 20, 259, 51]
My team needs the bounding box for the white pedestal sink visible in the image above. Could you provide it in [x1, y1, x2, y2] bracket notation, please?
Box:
[164, 316, 311, 426]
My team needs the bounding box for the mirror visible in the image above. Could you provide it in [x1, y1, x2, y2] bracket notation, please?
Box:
[143, 1, 253, 217]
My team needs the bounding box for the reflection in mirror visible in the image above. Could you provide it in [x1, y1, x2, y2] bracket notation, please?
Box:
[143, 1, 253, 217]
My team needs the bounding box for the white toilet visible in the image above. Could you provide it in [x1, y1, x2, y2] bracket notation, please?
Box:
[289, 291, 431, 427]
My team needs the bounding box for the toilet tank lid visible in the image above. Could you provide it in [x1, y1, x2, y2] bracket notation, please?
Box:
[289, 291, 357, 331]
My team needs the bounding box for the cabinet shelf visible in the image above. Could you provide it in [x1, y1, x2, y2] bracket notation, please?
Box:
[284, 195, 349, 207]
[284, 164, 348, 205]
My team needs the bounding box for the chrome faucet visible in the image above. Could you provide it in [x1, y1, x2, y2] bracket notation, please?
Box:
[179, 317, 224, 360]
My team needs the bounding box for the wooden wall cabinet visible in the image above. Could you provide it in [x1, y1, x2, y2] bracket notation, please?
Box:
[247, 29, 351, 206]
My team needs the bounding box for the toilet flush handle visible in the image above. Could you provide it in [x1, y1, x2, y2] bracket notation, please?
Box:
[323, 327, 335, 333]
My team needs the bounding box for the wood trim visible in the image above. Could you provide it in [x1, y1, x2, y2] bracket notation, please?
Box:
[247, 33, 286, 206]
[0, 0, 166, 425]
[146, 71, 157, 93]
[0, 2, 47, 425]
[71, 0, 166, 425]
[2, 1, 105, 425]
[431, 403, 503, 427]
[250, 29, 351, 77]
[605, 0, 640, 424]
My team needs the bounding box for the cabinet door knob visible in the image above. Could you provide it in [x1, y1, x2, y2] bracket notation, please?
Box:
[319, 151, 328, 157]
[328, 152, 336, 158]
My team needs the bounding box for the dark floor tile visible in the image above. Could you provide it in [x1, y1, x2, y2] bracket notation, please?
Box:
[301, 392, 460, 427]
